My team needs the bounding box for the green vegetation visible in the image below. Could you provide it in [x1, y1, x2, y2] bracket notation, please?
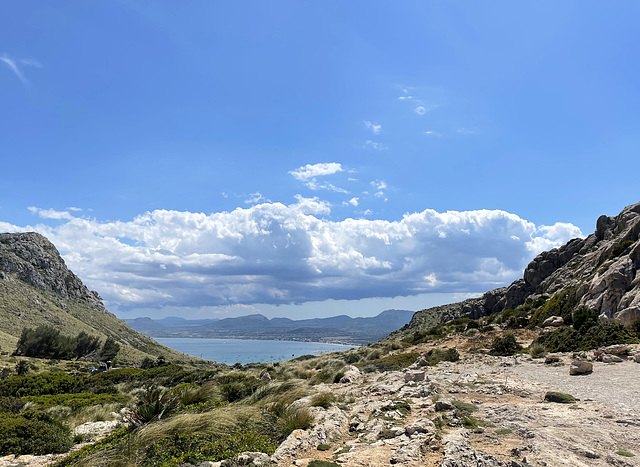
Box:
[317, 443, 331, 451]
[610, 240, 636, 259]
[22, 393, 129, 411]
[308, 461, 340, 467]
[357, 352, 418, 373]
[490, 332, 522, 356]
[616, 449, 635, 457]
[424, 347, 459, 365]
[14, 326, 121, 361]
[544, 391, 576, 403]
[0, 411, 72, 455]
[534, 322, 638, 353]
[310, 392, 335, 409]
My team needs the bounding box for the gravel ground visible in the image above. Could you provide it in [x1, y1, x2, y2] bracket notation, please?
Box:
[507, 355, 640, 417]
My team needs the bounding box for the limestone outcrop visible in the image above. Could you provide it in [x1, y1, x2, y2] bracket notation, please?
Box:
[397, 201, 640, 335]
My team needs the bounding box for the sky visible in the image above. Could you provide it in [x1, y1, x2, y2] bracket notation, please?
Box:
[1, 2, 639, 320]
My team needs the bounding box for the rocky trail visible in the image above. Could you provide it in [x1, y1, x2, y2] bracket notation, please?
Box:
[272, 346, 640, 467]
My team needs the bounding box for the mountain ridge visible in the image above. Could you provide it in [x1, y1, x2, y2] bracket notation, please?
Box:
[125, 309, 415, 345]
[391, 200, 640, 339]
[0, 232, 199, 364]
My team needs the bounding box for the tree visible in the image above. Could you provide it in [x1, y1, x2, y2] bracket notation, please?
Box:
[15, 360, 30, 375]
[99, 337, 120, 361]
[74, 332, 100, 359]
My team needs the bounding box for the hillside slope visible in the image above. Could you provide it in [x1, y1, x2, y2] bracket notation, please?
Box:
[0, 232, 197, 364]
[392, 201, 640, 339]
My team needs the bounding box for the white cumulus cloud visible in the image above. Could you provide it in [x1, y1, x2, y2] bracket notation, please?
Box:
[11, 204, 583, 317]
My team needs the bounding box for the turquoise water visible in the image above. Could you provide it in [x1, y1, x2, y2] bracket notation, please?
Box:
[156, 338, 355, 365]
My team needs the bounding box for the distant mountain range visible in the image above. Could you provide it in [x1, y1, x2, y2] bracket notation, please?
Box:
[125, 309, 415, 345]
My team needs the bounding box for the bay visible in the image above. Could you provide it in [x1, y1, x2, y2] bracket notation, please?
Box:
[156, 337, 356, 365]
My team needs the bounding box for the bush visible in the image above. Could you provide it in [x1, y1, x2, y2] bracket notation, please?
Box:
[424, 348, 459, 366]
[219, 373, 261, 402]
[0, 412, 73, 455]
[317, 443, 331, 451]
[128, 387, 179, 426]
[534, 322, 638, 352]
[98, 337, 120, 361]
[544, 391, 575, 403]
[0, 372, 85, 398]
[529, 289, 577, 328]
[358, 352, 419, 373]
[489, 332, 522, 356]
[573, 307, 598, 332]
[22, 393, 129, 412]
[308, 462, 340, 467]
[143, 430, 277, 465]
[14, 326, 101, 360]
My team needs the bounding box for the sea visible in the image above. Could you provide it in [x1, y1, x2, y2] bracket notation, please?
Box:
[156, 337, 356, 365]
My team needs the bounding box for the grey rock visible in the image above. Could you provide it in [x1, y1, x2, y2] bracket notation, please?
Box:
[435, 400, 454, 411]
[404, 369, 427, 382]
[569, 360, 593, 375]
[542, 316, 564, 327]
[602, 354, 624, 363]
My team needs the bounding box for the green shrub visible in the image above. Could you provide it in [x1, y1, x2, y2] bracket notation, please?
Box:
[0, 396, 25, 414]
[308, 462, 340, 467]
[0, 372, 85, 398]
[424, 348, 459, 366]
[616, 449, 635, 457]
[490, 332, 522, 356]
[529, 289, 577, 328]
[317, 443, 331, 451]
[573, 307, 598, 332]
[451, 400, 478, 418]
[217, 373, 262, 402]
[358, 352, 419, 373]
[527, 342, 546, 358]
[534, 322, 638, 352]
[22, 393, 129, 412]
[0, 412, 73, 455]
[143, 430, 277, 465]
[544, 391, 575, 403]
[611, 240, 636, 259]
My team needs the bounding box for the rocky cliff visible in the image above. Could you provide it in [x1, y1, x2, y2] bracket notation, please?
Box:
[0, 232, 195, 364]
[399, 201, 640, 335]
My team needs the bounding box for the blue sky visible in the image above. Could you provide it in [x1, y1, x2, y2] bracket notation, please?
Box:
[1, 2, 639, 319]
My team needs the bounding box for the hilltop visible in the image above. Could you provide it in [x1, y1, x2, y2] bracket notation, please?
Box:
[0, 232, 199, 365]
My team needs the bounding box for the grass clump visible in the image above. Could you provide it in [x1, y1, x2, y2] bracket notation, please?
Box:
[544, 391, 576, 403]
[495, 428, 513, 435]
[451, 400, 479, 418]
[527, 342, 546, 358]
[316, 443, 331, 451]
[308, 461, 340, 467]
[616, 449, 635, 457]
[357, 352, 419, 373]
[310, 392, 335, 409]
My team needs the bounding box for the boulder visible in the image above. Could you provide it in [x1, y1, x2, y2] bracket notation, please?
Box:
[543, 316, 565, 327]
[601, 354, 624, 363]
[569, 360, 593, 375]
[435, 400, 454, 412]
[339, 365, 362, 384]
[633, 352, 640, 363]
[404, 369, 427, 382]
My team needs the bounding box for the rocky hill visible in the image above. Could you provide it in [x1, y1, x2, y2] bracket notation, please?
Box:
[0, 232, 195, 364]
[394, 201, 640, 339]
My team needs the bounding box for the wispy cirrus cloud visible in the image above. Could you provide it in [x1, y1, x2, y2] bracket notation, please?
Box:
[364, 121, 381, 135]
[0, 53, 42, 84]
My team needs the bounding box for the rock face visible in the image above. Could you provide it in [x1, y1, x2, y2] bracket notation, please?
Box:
[0, 232, 187, 363]
[0, 232, 105, 310]
[396, 201, 640, 335]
